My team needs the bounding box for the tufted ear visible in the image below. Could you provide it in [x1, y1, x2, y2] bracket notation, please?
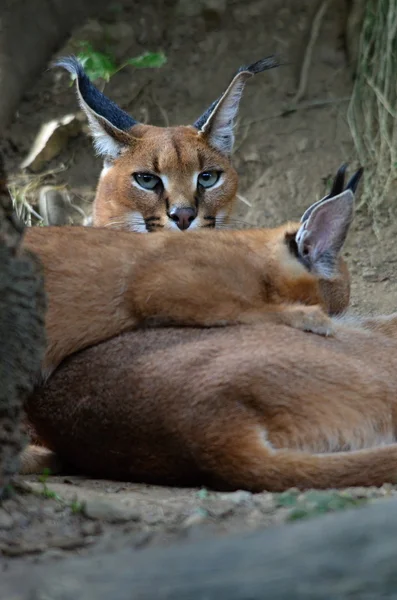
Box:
[295, 165, 363, 278]
[193, 56, 279, 156]
[296, 190, 355, 279]
[300, 164, 348, 224]
[55, 56, 139, 159]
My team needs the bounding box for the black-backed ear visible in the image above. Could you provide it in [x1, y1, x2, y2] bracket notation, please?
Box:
[193, 56, 278, 155]
[300, 163, 348, 224]
[54, 56, 138, 159]
[328, 163, 347, 197]
[346, 167, 364, 193]
[295, 190, 354, 279]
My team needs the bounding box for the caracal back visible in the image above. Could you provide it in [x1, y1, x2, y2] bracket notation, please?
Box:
[21, 165, 397, 492]
[22, 165, 359, 376]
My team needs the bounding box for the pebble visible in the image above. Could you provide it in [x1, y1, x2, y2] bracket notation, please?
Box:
[182, 509, 207, 528]
[83, 498, 140, 523]
[362, 269, 378, 281]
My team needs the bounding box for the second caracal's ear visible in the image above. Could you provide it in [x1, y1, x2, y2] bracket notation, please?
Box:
[296, 190, 354, 279]
[300, 163, 348, 224]
[193, 56, 279, 155]
[295, 166, 363, 278]
[55, 56, 138, 159]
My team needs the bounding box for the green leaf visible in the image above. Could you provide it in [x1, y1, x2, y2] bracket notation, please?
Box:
[76, 43, 117, 82]
[126, 51, 167, 69]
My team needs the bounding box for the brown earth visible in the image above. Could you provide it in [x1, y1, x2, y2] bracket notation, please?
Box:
[1, 0, 397, 576]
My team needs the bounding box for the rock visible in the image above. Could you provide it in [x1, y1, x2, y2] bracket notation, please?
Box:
[219, 490, 253, 505]
[0, 508, 13, 529]
[362, 268, 378, 282]
[182, 509, 207, 528]
[83, 498, 140, 523]
[296, 137, 309, 152]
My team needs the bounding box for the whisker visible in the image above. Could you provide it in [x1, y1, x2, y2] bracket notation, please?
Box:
[237, 193, 252, 207]
[104, 220, 126, 228]
[223, 217, 257, 228]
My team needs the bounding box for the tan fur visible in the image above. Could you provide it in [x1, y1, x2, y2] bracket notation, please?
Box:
[95, 125, 238, 231]
[59, 56, 280, 232]
[24, 317, 397, 491]
[20, 173, 367, 492]
[22, 223, 349, 377]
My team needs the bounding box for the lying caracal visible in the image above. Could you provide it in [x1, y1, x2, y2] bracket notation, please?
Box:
[57, 55, 278, 231]
[22, 165, 359, 380]
[23, 167, 397, 491]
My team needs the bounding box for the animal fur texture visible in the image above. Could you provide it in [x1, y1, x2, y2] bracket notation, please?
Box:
[22, 166, 397, 494]
[22, 165, 358, 379]
[56, 56, 278, 231]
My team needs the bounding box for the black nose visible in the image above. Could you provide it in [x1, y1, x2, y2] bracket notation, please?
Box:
[168, 207, 197, 231]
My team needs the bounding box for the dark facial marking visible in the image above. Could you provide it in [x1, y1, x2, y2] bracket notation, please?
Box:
[285, 232, 310, 270]
[197, 149, 206, 172]
[151, 154, 160, 174]
[172, 138, 182, 164]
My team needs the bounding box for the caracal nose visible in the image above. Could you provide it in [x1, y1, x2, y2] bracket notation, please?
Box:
[168, 207, 197, 231]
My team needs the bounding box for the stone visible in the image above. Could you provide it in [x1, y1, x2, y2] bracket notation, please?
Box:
[83, 497, 140, 523]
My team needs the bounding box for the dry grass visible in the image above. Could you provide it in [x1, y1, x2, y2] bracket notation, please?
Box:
[7, 165, 68, 226]
[348, 0, 397, 226]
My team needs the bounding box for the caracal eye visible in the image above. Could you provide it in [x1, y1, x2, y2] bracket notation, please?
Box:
[133, 173, 160, 190]
[197, 171, 221, 188]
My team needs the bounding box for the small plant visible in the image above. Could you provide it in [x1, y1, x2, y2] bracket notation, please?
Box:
[70, 499, 84, 514]
[37, 469, 85, 514]
[275, 489, 368, 522]
[75, 41, 167, 84]
[38, 468, 62, 502]
[196, 488, 210, 500]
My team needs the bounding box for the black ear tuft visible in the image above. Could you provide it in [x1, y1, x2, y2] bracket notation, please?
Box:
[193, 55, 279, 133]
[346, 167, 364, 194]
[328, 163, 347, 198]
[236, 55, 279, 75]
[54, 56, 137, 131]
[300, 163, 362, 224]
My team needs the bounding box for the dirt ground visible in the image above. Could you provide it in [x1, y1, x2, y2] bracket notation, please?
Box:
[1, 0, 397, 576]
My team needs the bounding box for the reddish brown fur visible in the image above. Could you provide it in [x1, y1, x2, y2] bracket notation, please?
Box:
[95, 126, 238, 231]
[22, 223, 349, 376]
[25, 317, 397, 491]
